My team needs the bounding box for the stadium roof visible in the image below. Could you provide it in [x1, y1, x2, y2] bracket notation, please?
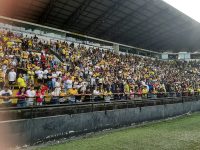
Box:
[1, 0, 200, 52]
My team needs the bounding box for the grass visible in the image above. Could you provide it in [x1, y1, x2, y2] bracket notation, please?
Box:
[37, 113, 200, 150]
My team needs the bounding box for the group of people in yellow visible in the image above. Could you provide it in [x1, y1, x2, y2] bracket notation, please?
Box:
[0, 28, 200, 107]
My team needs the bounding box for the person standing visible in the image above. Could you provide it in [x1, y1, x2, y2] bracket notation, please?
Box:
[16, 87, 27, 107]
[36, 88, 44, 106]
[0, 69, 5, 90]
[17, 74, 26, 88]
[26, 86, 36, 106]
[8, 68, 17, 90]
[0, 85, 13, 106]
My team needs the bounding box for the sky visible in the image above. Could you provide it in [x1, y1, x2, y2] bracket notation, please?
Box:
[163, 0, 200, 23]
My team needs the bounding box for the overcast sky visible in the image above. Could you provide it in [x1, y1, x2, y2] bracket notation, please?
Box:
[163, 0, 200, 23]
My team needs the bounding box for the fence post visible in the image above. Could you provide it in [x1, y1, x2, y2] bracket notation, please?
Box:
[91, 103, 94, 112]
[104, 103, 107, 115]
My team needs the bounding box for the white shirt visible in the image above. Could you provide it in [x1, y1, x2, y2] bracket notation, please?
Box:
[52, 90, 60, 96]
[93, 90, 100, 95]
[66, 79, 73, 89]
[8, 71, 16, 81]
[26, 89, 36, 101]
[52, 73, 57, 82]
[0, 90, 12, 96]
[11, 61, 17, 67]
[55, 81, 61, 88]
[56, 71, 62, 76]
[35, 70, 43, 79]
[91, 78, 96, 85]
[2, 65, 7, 73]
[43, 69, 48, 79]
[26, 89, 36, 97]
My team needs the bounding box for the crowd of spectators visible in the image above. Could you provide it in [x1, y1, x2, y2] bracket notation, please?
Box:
[0, 29, 200, 107]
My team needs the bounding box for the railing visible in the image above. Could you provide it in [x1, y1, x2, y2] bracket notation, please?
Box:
[0, 92, 199, 121]
[0, 91, 199, 108]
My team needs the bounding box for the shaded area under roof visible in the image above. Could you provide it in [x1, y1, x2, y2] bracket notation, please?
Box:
[1, 0, 200, 52]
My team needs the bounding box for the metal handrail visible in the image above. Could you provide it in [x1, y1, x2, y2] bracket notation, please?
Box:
[0, 92, 199, 110]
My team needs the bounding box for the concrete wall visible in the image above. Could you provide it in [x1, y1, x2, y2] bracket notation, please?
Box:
[1, 100, 200, 148]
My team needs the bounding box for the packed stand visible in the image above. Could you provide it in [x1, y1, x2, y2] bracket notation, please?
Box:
[0, 29, 200, 107]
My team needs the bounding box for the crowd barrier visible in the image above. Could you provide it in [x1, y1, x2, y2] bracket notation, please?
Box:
[0, 92, 199, 121]
[0, 91, 199, 109]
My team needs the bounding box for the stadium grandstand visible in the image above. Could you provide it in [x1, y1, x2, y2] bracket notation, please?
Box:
[1, 0, 200, 149]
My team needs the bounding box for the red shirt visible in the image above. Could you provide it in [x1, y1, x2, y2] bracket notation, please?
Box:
[41, 85, 48, 94]
[41, 55, 46, 63]
[36, 91, 43, 103]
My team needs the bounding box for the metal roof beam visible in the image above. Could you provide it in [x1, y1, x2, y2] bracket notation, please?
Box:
[81, 0, 124, 34]
[98, 0, 153, 37]
[38, 0, 58, 24]
[111, 7, 169, 41]
[62, 0, 93, 29]
[125, 14, 186, 45]
[144, 22, 196, 48]
[128, 16, 181, 43]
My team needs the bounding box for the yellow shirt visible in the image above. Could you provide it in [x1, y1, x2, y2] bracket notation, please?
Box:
[62, 49, 66, 55]
[142, 88, 148, 94]
[71, 76, 75, 82]
[104, 91, 112, 95]
[0, 72, 4, 82]
[3, 59, 9, 65]
[28, 40, 32, 46]
[60, 92, 66, 97]
[7, 41, 13, 48]
[27, 70, 35, 80]
[17, 77, 26, 88]
[13, 47, 19, 51]
[0, 51, 4, 57]
[3, 37, 9, 42]
[67, 88, 78, 95]
[124, 84, 130, 93]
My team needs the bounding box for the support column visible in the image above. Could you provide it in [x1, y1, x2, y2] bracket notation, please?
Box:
[113, 43, 119, 53]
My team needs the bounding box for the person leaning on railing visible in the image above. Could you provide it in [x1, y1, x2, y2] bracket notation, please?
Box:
[16, 87, 27, 107]
[142, 86, 148, 99]
[26, 85, 36, 106]
[0, 68, 5, 90]
[197, 87, 200, 95]
[151, 87, 157, 99]
[188, 86, 195, 96]
[35, 88, 44, 106]
[104, 89, 112, 102]
[0, 85, 12, 106]
[129, 88, 135, 100]
[66, 86, 78, 104]
[59, 88, 67, 103]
